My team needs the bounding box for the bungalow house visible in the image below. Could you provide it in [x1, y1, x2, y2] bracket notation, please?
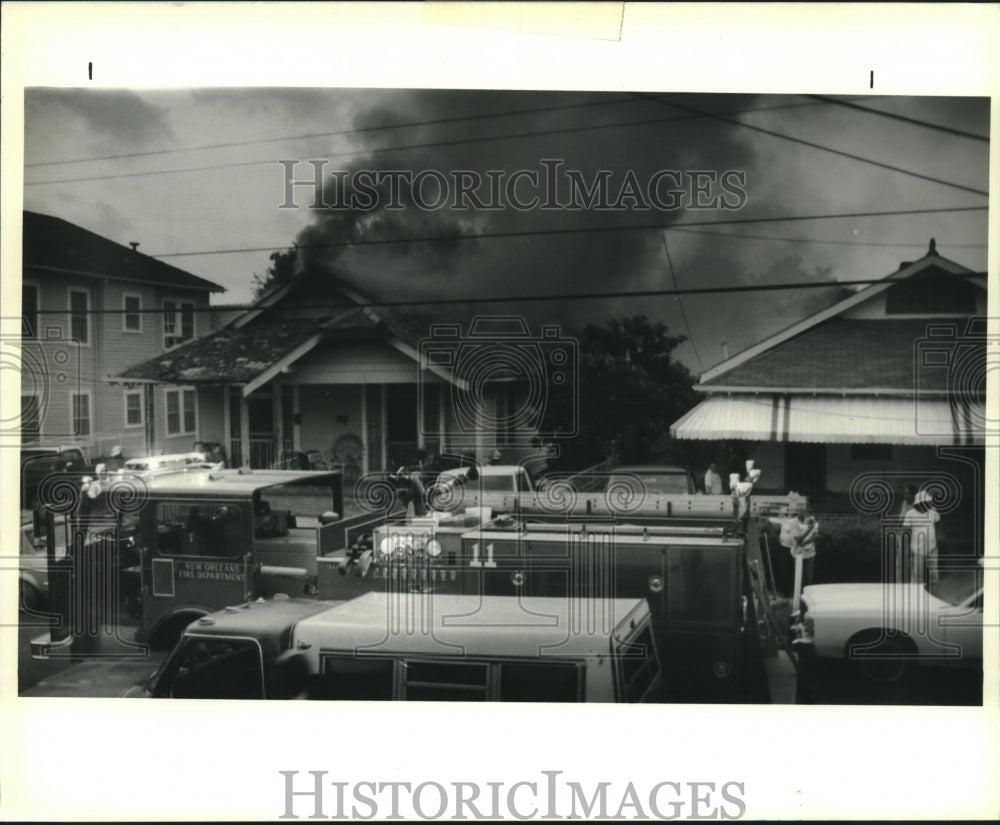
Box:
[114, 272, 554, 475]
[19, 210, 224, 459]
[670, 241, 988, 535]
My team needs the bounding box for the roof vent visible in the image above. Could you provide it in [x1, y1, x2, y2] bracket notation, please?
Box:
[129, 241, 139, 251]
[927, 237, 937, 256]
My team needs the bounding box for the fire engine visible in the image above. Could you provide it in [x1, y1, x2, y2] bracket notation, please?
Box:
[30, 457, 799, 703]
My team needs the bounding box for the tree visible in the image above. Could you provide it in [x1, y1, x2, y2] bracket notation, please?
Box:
[542, 316, 698, 470]
[251, 246, 300, 299]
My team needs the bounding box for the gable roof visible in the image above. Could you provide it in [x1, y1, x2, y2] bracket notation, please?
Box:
[23, 210, 224, 293]
[699, 317, 983, 393]
[699, 248, 983, 390]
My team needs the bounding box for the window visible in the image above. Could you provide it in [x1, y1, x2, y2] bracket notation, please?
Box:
[161, 638, 264, 699]
[21, 395, 41, 443]
[154, 502, 243, 557]
[68, 289, 90, 345]
[318, 656, 395, 700]
[163, 299, 196, 348]
[123, 294, 142, 332]
[22, 284, 39, 339]
[498, 661, 583, 702]
[617, 626, 660, 702]
[401, 659, 490, 701]
[851, 444, 893, 461]
[166, 388, 197, 435]
[124, 390, 144, 428]
[71, 392, 90, 437]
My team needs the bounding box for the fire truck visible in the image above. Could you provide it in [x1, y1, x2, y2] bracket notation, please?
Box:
[324, 470, 800, 703]
[31, 458, 798, 703]
[30, 463, 347, 655]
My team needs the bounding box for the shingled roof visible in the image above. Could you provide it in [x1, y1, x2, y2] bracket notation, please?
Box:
[701, 317, 983, 392]
[24, 210, 224, 293]
[118, 308, 377, 384]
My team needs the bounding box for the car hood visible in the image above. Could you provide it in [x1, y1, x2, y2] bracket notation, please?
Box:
[801, 582, 935, 612]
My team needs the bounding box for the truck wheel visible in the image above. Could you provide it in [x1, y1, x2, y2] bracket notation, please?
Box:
[847, 630, 914, 684]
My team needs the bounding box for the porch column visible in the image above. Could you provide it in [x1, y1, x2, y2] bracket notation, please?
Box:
[438, 383, 447, 455]
[380, 384, 388, 470]
[360, 383, 369, 476]
[239, 394, 250, 469]
[292, 385, 301, 451]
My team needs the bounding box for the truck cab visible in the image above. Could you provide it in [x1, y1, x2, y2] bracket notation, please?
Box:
[133, 592, 662, 702]
[32, 466, 345, 656]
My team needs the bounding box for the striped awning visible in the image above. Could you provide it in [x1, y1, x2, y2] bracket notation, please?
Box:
[669, 395, 984, 445]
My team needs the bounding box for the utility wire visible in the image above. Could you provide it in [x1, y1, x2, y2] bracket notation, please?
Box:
[669, 226, 987, 249]
[31, 270, 987, 315]
[805, 95, 989, 142]
[660, 230, 704, 372]
[637, 94, 989, 197]
[24, 95, 884, 187]
[24, 95, 640, 168]
[147, 205, 987, 259]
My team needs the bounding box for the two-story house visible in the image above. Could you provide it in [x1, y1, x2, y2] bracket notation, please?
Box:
[20, 210, 225, 461]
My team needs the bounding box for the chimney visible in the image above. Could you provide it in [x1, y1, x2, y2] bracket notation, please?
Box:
[129, 242, 139, 251]
[721, 341, 730, 360]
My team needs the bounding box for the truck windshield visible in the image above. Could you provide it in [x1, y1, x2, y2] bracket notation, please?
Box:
[158, 637, 264, 699]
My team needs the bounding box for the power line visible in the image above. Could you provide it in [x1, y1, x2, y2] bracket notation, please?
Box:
[669, 226, 987, 249]
[24, 95, 882, 187]
[637, 94, 989, 197]
[30, 270, 986, 315]
[660, 230, 704, 372]
[24, 95, 639, 168]
[148, 205, 987, 259]
[806, 95, 989, 142]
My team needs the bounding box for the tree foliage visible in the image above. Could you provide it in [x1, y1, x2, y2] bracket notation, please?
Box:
[251, 246, 301, 300]
[543, 315, 698, 470]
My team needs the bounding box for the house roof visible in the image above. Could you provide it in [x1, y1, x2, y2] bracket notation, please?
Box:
[23, 210, 224, 293]
[117, 307, 376, 385]
[698, 248, 982, 387]
[699, 317, 984, 392]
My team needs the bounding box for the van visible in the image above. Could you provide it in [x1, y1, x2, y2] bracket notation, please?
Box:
[132, 593, 662, 702]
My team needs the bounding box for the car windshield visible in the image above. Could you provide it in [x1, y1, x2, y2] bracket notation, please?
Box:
[609, 472, 689, 494]
[927, 570, 981, 606]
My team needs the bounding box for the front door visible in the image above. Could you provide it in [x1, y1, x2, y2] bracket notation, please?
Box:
[248, 395, 276, 469]
[784, 443, 827, 503]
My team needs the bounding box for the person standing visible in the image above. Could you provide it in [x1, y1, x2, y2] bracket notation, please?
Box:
[105, 445, 125, 472]
[781, 503, 819, 611]
[704, 461, 724, 495]
[903, 490, 940, 584]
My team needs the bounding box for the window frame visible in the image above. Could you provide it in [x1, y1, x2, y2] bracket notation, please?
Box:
[124, 389, 145, 429]
[122, 292, 143, 333]
[165, 387, 198, 436]
[70, 390, 92, 439]
[163, 298, 196, 349]
[67, 287, 91, 346]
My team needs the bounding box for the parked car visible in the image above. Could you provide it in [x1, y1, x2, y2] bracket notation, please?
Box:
[20, 446, 92, 509]
[18, 515, 69, 611]
[604, 465, 696, 496]
[792, 567, 984, 683]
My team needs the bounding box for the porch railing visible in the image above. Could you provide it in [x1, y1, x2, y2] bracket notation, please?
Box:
[230, 437, 278, 469]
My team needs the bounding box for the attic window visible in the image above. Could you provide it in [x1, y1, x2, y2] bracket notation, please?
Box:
[885, 273, 975, 315]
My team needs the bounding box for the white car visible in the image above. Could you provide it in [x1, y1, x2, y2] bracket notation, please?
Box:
[792, 568, 983, 683]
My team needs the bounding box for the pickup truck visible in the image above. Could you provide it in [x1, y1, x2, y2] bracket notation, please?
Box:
[125, 592, 663, 702]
